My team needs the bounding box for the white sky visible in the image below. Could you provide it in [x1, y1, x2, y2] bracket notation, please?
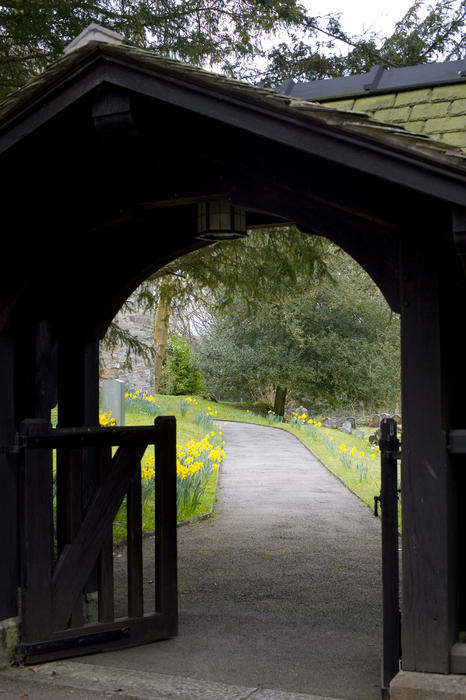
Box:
[304, 0, 417, 43]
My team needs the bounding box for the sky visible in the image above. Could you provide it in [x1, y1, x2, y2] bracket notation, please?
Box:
[303, 0, 419, 46]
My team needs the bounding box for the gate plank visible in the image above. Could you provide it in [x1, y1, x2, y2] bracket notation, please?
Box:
[20, 420, 54, 642]
[52, 444, 145, 631]
[69, 448, 84, 628]
[98, 446, 114, 623]
[154, 416, 177, 632]
[127, 471, 143, 618]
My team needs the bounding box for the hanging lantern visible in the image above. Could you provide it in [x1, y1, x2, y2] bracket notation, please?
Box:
[197, 200, 247, 241]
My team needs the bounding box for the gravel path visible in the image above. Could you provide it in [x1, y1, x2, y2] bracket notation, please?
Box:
[86, 421, 383, 699]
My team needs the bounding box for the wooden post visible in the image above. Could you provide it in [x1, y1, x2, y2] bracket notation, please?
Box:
[0, 335, 18, 620]
[57, 336, 99, 596]
[20, 419, 54, 642]
[399, 231, 454, 672]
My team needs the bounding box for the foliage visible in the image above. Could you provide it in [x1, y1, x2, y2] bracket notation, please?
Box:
[100, 318, 154, 370]
[3, 0, 461, 108]
[146, 226, 331, 315]
[0, 0, 324, 99]
[196, 245, 400, 414]
[160, 334, 205, 396]
[262, 0, 466, 86]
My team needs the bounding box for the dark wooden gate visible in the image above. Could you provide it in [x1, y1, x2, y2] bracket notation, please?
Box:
[379, 417, 402, 698]
[18, 416, 177, 663]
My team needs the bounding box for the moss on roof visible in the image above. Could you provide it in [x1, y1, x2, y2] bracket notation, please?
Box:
[319, 83, 466, 152]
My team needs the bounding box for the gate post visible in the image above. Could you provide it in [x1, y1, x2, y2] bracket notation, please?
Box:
[379, 417, 401, 697]
[399, 231, 454, 673]
[19, 419, 54, 644]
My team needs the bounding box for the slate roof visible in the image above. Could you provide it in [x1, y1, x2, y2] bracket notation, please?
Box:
[278, 59, 466, 101]
[0, 39, 466, 174]
[278, 62, 466, 152]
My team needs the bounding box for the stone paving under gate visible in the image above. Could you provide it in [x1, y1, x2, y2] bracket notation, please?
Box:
[1, 421, 383, 700]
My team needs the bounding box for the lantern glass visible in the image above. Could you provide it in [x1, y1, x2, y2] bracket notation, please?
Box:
[197, 200, 247, 241]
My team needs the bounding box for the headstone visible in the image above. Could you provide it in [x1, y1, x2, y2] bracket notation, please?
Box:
[323, 417, 339, 428]
[355, 429, 365, 438]
[295, 405, 309, 418]
[341, 420, 353, 434]
[344, 416, 357, 429]
[101, 378, 126, 425]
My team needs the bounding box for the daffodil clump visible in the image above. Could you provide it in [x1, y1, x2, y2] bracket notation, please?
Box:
[126, 389, 158, 403]
[125, 389, 164, 417]
[299, 417, 381, 483]
[334, 442, 379, 481]
[99, 411, 116, 426]
[267, 410, 282, 424]
[179, 396, 199, 416]
[136, 423, 227, 523]
[290, 411, 308, 425]
[194, 405, 219, 430]
[175, 427, 226, 518]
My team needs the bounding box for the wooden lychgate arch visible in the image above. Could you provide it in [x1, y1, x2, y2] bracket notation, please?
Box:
[1, 33, 466, 697]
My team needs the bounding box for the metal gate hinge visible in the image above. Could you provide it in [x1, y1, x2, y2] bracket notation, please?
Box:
[0, 439, 22, 454]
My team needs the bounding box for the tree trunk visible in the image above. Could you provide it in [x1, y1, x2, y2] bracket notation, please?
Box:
[273, 385, 287, 417]
[153, 276, 172, 394]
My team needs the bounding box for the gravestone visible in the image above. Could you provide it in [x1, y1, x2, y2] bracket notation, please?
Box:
[295, 405, 309, 418]
[101, 378, 126, 425]
[323, 417, 339, 428]
[355, 429, 365, 438]
[344, 416, 356, 429]
[341, 420, 353, 434]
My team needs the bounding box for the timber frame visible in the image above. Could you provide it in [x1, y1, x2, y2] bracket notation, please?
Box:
[1, 31, 466, 693]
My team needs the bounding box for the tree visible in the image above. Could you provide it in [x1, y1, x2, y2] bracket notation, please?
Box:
[3, 1, 464, 101]
[0, 0, 325, 99]
[262, 0, 466, 86]
[195, 246, 401, 415]
[160, 334, 205, 396]
[147, 226, 331, 394]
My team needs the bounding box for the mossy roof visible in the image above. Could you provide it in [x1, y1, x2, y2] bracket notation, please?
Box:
[0, 40, 465, 175]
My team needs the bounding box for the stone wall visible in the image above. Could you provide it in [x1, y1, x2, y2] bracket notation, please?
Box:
[99, 293, 155, 395]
